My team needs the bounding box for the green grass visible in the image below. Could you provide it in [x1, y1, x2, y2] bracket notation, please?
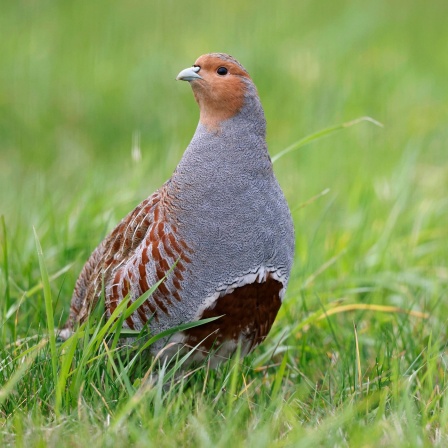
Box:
[1, 0, 448, 446]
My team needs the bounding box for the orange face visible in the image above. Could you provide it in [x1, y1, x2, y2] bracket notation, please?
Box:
[188, 54, 252, 132]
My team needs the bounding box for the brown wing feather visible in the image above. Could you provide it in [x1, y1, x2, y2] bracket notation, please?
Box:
[65, 187, 192, 331]
[66, 191, 162, 327]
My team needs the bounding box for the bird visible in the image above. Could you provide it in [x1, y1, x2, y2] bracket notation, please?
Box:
[60, 53, 295, 365]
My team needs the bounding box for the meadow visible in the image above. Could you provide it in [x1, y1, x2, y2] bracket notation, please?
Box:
[1, 0, 447, 446]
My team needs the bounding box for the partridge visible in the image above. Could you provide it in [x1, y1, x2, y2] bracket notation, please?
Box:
[61, 53, 295, 364]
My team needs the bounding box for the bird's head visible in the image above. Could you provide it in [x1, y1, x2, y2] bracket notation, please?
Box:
[177, 53, 261, 133]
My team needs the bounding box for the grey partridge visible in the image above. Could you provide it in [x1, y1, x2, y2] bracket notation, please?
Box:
[61, 53, 295, 365]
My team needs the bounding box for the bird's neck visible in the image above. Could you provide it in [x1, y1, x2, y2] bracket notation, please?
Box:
[203, 92, 267, 140]
[168, 96, 271, 196]
[193, 98, 268, 160]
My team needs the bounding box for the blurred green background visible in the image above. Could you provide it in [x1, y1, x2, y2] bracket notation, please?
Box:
[1, 0, 447, 329]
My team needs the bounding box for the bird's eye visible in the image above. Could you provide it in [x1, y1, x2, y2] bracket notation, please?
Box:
[216, 67, 228, 76]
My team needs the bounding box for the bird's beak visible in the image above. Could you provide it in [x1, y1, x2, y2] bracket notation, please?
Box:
[176, 66, 202, 82]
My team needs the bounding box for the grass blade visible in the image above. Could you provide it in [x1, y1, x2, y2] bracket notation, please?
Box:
[33, 228, 58, 397]
[271, 116, 383, 163]
[0, 340, 46, 407]
[1, 216, 13, 341]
